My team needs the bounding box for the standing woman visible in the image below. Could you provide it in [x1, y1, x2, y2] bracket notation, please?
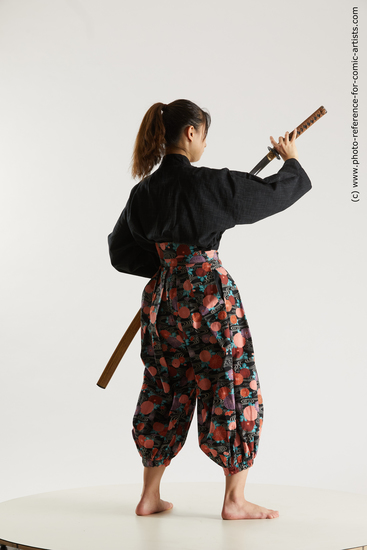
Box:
[108, 99, 311, 520]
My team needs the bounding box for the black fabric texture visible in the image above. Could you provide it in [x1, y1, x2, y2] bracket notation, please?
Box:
[107, 154, 312, 279]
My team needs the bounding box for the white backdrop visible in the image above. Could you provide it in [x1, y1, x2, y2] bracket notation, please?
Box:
[1, 0, 366, 503]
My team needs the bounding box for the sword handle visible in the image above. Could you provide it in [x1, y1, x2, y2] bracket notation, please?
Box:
[250, 105, 327, 175]
[290, 105, 327, 140]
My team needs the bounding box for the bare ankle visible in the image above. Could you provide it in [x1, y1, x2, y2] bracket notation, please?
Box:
[141, 488, 160, 499]
[224, 491, 245, 504]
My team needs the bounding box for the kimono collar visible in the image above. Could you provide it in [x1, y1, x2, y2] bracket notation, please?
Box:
[161, 154, 191, 166]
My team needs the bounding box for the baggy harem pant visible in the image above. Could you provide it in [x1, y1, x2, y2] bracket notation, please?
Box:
[132, 242, 264, 476]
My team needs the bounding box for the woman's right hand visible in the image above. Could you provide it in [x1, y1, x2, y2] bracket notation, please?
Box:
[270, 129, 299, 161]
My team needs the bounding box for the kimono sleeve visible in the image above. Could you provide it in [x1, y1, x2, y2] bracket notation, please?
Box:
[107, 205, 160, 279]
[225, 158, 312, 225]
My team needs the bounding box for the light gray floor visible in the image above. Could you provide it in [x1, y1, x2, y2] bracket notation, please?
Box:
[0, 482, 366, 550]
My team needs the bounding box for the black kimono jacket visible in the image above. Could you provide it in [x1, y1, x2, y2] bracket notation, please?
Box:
[108, 153, 312, 279]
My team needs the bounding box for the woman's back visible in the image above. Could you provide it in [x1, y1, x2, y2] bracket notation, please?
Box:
[109, 152, 311, 278]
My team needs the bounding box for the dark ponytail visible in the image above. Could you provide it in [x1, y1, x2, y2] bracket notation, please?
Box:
[130, 99, 211, 180]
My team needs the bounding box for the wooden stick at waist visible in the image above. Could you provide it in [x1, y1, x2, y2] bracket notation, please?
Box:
[97, 309, 141, 389]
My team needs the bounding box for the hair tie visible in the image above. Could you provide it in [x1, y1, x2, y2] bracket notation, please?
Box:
[161, 103, 167, 112]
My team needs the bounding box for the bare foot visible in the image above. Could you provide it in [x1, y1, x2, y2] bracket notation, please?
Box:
[222, 498, 279, 520]
[135, 495, 173, 516]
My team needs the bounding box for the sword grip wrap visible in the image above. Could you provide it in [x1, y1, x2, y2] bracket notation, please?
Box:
[290, 106, 327, 140]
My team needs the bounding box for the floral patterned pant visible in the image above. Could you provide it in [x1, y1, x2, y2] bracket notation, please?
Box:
[132, 242, 264, 476]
